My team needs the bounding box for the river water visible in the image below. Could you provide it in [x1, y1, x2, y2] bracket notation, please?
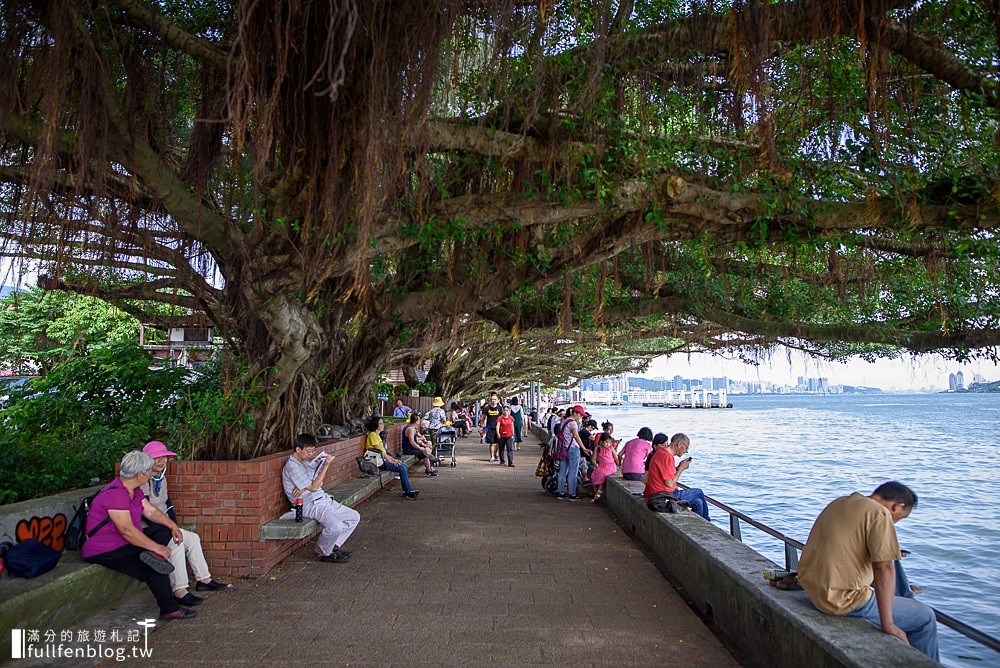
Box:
[593, 393, 999, 667]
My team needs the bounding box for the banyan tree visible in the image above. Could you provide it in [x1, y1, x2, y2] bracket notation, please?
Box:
[1, 0, 998, 457]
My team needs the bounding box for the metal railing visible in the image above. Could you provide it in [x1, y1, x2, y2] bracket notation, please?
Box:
[676, 483, 1000, 655]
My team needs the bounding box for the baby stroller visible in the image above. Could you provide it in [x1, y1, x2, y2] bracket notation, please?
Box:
[433, 426, 458, 467]
[540, 444, 593, 497]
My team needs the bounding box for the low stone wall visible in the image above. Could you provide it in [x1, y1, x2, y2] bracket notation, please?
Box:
[0, 553, 142, 658]
[0, 443, 411, 658]
[0, 484, 103, 552]
[604, 477, 938, 668]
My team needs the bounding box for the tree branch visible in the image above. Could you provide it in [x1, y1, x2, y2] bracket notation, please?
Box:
[61, 1, 241, 263]
[873, 18, 1000, 106]
[116, 0, 229, 71]
[698, 305, 1000, 353]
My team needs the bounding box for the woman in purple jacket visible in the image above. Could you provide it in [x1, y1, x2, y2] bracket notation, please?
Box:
[83, 450, 197, 620]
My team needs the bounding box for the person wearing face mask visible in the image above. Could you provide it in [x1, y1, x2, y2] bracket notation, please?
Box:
[142, 441, 231, 604]
[83, 450, 195, 620]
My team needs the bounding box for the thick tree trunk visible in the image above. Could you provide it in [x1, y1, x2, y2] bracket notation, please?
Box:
[424, 355, 472, 402]
[236, 281, 326, 457]
[320, 315, 408, 426]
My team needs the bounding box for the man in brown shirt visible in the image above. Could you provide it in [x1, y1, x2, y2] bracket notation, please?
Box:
[797, 481, 938, 660]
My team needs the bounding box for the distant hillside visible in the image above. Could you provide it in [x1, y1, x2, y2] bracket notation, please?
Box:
[627, 376, 674, 391]
[962, 380, 1000, 393]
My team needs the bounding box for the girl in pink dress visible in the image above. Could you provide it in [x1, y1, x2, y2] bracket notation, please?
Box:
[590, 433, 621, 503]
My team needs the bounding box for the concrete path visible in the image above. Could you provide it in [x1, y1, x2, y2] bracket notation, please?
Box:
[117, 435, 740, 667]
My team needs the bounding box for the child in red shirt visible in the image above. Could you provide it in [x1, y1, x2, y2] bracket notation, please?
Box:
[497, 406, 516, 467]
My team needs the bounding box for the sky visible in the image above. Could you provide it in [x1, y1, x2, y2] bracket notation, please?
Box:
[644, 348, 998, 391]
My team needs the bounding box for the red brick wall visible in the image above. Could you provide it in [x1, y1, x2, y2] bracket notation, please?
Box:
[167, 423, 403, 577]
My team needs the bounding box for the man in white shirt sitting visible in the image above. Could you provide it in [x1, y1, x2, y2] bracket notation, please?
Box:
[281, 433, 360, 563]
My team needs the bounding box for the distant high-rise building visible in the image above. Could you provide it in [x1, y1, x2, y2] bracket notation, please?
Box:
[797, 376, 805, 388]
[956, 371, 965, 391]
[673, 375, 684, 390]
[702, 377, 714, 390]
[949, 373, 957, 391]
[714, 377, 729, 392]
[807, 378, 818, 392]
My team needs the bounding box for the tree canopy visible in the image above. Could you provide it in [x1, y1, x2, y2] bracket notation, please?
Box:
[0, 287, 142, 374]
[1, 0, 998, 457]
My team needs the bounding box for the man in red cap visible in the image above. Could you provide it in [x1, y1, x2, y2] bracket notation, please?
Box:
[142, 440, 231, 606]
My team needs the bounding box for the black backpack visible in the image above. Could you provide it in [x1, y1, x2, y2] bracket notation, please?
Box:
[64, 485, 113, 551]
[647, 492, 690, 514]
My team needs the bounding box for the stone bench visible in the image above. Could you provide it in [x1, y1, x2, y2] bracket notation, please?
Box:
[0, 520, 206, 659]
[260, 455, 417, 540]
[0, 550, 142, 657]
[604, 477, 938, 668]
[0, 453, 416, 659]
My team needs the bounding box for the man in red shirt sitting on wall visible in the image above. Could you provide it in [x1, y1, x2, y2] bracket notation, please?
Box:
[643, 433, 710, 520]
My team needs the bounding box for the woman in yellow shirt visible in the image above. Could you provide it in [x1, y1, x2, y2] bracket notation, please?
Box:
[365, 416, 419, 500]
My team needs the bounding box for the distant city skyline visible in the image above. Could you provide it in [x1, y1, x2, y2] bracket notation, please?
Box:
[643, 349, 997, 392]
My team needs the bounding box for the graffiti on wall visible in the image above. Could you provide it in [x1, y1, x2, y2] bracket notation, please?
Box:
[15, 514, 68, 551]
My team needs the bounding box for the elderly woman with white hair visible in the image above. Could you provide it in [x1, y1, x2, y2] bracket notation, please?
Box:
[82, 450, 197, 620]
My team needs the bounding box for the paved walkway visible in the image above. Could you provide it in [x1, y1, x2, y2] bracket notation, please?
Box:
[121, 435, 739, 666]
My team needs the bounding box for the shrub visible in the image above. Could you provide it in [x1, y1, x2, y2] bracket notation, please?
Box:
[159, 357, 268, 460]
[0, 344, 188, 504]
[415, 381, 437, 397]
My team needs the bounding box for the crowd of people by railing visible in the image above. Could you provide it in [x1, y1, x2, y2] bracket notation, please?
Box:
[533, 404, 939, 661]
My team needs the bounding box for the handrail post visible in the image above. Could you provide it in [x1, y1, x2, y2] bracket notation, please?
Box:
[729, 514, 742, 541]
[785, 543, 799, 572]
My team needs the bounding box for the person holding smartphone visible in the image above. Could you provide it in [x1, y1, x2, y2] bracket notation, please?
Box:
[643, 433, 710, 520]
